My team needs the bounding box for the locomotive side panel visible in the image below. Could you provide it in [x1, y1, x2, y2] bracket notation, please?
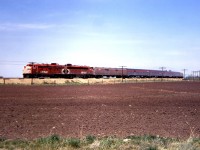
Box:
[64, 65, 94, 78]
[127, 69, 153, 77]
[94, 67, 127, 78]
[94, 67, 109, 77]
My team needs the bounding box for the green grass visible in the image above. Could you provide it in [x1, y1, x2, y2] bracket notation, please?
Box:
[85, 135, 96, 144]
[0, 134, 199, 150]
[67, 138, 81, 148]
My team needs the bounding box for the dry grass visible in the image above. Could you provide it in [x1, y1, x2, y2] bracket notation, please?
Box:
[0, 135, 199, 150]
[0, 78, 183, 85]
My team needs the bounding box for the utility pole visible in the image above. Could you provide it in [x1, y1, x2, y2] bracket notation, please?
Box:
[192, 71, 195, 81]
[199, 71, 200, 81]
[159, 67, 166, 81]
[119, 66, 126, 83]
[182, 69, 187, 79]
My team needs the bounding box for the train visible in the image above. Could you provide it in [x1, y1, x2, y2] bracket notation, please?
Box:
[23, 63, 183, 78]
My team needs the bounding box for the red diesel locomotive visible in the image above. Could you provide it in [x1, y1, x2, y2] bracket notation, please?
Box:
[23, 63, 183, 78]
[23, 63, 94, 78]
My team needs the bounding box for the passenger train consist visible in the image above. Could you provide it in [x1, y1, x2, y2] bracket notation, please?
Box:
[23, 63, 183, 78]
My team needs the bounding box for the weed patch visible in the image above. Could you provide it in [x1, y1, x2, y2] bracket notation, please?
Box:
[0, 135, 199, 150]
[67, 138, 81, 148]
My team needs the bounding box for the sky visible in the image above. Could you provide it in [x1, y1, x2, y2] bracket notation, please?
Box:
[0, 0, 200, 77]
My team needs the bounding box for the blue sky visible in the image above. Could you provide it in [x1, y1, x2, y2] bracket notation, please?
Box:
[0, 0, 200, 77]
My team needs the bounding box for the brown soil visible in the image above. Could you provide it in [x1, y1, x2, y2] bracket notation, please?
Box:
[0, 82, 200, 140]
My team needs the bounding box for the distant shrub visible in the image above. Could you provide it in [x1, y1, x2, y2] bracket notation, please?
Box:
[146, 146, 158, 150]
[100, 138, 114, 149]
[49, 134, 60, 143]
[85, 135, 96, 144]
[0, 137, 6, 142]
[36, 134, 61, 144]
[67, 138, 80, 148]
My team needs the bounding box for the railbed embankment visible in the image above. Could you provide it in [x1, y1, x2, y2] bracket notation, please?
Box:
[0, 78, 183, 85]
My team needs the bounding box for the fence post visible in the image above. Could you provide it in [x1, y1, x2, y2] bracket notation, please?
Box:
[31, 78, 33, 85]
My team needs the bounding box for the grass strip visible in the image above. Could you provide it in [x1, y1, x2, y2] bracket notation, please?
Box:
[0, 134, 199, 150]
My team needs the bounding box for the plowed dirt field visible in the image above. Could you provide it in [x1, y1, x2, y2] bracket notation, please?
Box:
[0, 82, 200, 139]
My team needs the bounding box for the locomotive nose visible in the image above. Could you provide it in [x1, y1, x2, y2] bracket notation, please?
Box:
[23, 66, 31, 74]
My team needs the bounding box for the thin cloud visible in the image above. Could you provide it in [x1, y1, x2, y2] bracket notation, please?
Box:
[0, 23, 54, 31]
[17, 23, 54, 29]
[164, 51, 186, 56]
